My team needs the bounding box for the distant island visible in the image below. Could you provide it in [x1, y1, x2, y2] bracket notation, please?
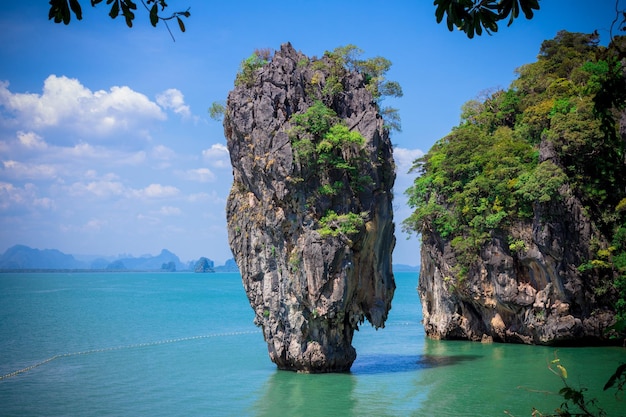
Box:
[0, 244, 417, 273]
[0, 244, 240, 273]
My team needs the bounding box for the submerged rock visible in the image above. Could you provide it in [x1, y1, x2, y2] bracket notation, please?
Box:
[224, 43, 396, 372]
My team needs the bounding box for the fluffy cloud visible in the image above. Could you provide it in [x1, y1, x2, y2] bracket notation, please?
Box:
[66, 178, 180, 201]
[133, 183, 180, 199]
[178, 167, 216, 183]
[202, 143, 230, 168]
[157, 206, 182, 216]
[68, 179, 126, 199]
[0, 76, 165, 137]
[17, 131, 47, 150]
[394, 147, 424, 176]
[156, 89, 191, 118]
[0, 182, 53, 211]
[2, 160, 59, 180]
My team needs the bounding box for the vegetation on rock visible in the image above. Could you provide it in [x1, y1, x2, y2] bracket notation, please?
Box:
[404, 30, 626, 327]
[225, 43, 396, 372]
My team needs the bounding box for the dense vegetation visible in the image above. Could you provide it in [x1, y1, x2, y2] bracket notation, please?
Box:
[232, 45, 401, 242]
[404, 31, 626, 322]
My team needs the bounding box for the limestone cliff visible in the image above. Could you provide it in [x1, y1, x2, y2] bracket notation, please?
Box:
[224, 43, 396, 372]
[413, 31, 626, 345]
[419, 179, 618, 345]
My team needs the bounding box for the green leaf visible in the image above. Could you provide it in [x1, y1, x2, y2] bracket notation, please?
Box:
[177, 16, 186, 33]
[109, 0, 120, 19]
[604, 363, 626, 390]
[69, 0, 83, 20]
[91, 0, 104, 5]
[120, 1, 134, 27]
[48, 0, 70, 24]
[149, 3, 159, 27]
[520, 0, 539, 20]
[434, 0, 451, 23]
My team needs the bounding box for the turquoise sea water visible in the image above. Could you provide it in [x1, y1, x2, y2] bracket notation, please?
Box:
[0, 271, 623, 416]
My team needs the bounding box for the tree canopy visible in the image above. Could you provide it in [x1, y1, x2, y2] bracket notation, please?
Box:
[403, 30, 626, 320]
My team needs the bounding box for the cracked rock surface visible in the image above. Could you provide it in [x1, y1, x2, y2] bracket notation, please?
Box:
[224, 43, 396, 372]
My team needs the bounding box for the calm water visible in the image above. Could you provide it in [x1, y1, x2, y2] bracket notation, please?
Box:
[0, 272, 623, 416]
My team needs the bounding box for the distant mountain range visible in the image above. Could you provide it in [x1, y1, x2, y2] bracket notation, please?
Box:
[0, 245, 239, 272]
[0, 244, 417, 273]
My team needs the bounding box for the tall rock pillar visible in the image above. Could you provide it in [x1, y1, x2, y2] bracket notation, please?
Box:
[224, 43, 396, 372]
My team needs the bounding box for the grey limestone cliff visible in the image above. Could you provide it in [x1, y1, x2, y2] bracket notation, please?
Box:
[224, 43, 396, 372]
[419, 141, 619, 345]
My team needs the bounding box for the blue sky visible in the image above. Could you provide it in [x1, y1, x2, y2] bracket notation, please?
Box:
[0, 1, 620, 265]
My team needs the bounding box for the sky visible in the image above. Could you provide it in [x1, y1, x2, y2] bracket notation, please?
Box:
[0, 1, 620, 266]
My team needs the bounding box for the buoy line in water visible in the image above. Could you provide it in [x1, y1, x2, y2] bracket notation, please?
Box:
[1, 321, 419, 381]
[0, 330, 262, 381]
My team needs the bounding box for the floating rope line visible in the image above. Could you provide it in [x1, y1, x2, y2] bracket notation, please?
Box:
[0, 330, 262, 381]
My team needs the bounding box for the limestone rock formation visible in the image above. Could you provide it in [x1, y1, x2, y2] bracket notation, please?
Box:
[224, 43, 396, 372]
[419, 143, 619, 345]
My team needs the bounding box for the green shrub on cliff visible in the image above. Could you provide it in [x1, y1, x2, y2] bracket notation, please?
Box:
[318, 210, 367, 238]
[235, 49, 271, 87]
[404, 30, 626, 307]
[289, 100, 367, 192]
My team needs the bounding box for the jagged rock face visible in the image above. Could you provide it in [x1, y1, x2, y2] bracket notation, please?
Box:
[224, 43, 396, 372]
[419, 143, 619, 345]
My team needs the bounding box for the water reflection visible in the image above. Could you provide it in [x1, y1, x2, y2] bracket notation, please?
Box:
[351, 354, 421, 374]
[252, 370, 357, 417]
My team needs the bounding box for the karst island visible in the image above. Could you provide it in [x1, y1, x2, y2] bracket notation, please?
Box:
[224, 43, 400, 372]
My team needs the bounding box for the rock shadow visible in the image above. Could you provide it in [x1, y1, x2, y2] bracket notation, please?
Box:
[350, 353, 481, 375]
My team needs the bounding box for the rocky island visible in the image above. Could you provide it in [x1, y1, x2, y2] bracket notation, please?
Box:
[405, 31, 626, 345]
[224, 43, 398, 372]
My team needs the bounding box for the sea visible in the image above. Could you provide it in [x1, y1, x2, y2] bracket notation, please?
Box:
[0, 271, 624, 417]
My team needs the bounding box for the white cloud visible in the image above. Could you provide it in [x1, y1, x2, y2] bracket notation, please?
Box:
[68, 180, 126, 199]
[66, 178, 181, 202]
[152, 144, 176, 160]
[17, 131, 47, 150]
[180, 167, 216, 183]
[2, 160, 58, 180]
[84, 219, 107, 231]
[150, 145, 176, 169]
[0, 76, 166, 137]
[0, 182, 54, 211]
[156, 88, 191, 118]
[157, 206, 181, 216]
[187, 192, 211, 202]
[394, 147, 424, 176]
[134, 183, 180, 199]
[202, 143, 230, 168]
[136, 213, 161, 225]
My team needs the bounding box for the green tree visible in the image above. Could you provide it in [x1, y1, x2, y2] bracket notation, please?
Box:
[322, 45, 404, 132]
[404, 31, 626, 295]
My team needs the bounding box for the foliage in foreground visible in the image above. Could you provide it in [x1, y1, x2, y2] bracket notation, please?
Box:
[507, 355, 626, 417]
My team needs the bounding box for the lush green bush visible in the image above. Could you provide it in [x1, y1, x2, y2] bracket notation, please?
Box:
[404, 31, 626, 301]
[318, 210, 367, 238]
[288, 99, 370, 240]
[234, 50, 270, 87]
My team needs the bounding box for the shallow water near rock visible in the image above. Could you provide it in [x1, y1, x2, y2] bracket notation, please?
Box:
[1, 271, 623, 416]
